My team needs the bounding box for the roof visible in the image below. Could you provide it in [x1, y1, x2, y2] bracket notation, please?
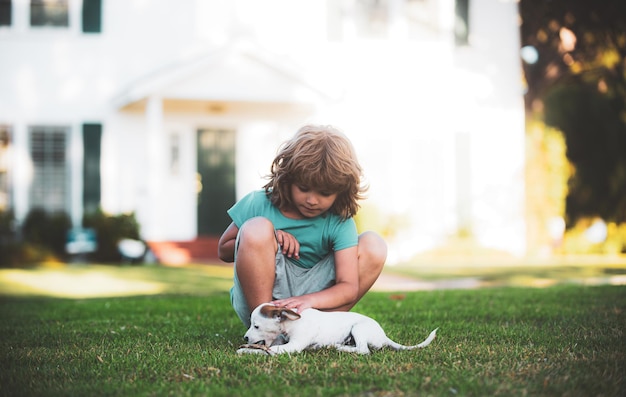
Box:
[111, 41, 342, 111]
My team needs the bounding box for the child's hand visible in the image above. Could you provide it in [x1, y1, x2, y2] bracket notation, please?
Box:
[271, 296, 314, 313]
[275, 230, 300, 259]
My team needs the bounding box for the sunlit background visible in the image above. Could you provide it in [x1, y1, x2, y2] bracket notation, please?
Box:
[0, 0, 625, 297]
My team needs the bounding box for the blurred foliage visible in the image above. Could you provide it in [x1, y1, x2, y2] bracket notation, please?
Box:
[520, 0, 626, 225]
[83, 209, 141, 262]
[354, 202, 410, 239]
[544, 83, 626, 225]
[561, 220, 626, 255]
[524, 119, 570, 254]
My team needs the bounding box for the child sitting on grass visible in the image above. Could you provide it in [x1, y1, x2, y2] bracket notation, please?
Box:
[218, 124, 387, 327]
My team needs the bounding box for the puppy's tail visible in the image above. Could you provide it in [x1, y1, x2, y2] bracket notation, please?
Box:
[390, 328, 438, 350]
[415, 328, 438, 348]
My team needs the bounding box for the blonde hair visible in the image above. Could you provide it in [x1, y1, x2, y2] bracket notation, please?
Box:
[263, 125, 367, 219]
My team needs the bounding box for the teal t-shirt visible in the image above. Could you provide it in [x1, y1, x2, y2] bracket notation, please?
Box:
[227, 190, 358, 268]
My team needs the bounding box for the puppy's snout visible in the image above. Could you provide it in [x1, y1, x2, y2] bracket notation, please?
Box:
[243, 336, 249, 343]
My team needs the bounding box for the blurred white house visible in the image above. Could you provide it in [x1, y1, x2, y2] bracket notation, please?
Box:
[0, 0, 525, 264]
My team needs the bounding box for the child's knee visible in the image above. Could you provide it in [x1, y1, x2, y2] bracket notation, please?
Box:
[239, 217, 276, 247]
[358, 231, 387, 266]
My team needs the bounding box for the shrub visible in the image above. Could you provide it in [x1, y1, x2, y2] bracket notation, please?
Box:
[21, 208, 72, 260]
[82, 209, 141, 262]
[0, 208, 72, 267]
[0, 208, 143, 266]
[0, 209, 18, 266]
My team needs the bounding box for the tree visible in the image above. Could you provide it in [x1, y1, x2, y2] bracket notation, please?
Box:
[519, 0, 626, 225]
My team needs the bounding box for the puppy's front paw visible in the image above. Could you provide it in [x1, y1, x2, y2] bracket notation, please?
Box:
[237, 344, 275, 356]
[237, 347, 269, 355]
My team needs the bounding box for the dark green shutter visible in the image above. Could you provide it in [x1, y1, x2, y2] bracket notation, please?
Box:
[82, 0, 101, 33]
[83, 123, 101, 214]
[0, 0, 11, 26]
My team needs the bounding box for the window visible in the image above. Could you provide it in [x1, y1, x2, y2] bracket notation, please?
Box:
[0, 0, 11, 27]
[348, 0, 391, 40]
[29, 126, 69, 212]
[30, 0, 69, 27]
[0, 125, 11, 211]
[170, 133, 180, 175]
[3, 0, 101, 33]
[454, 0, 469, 46]
[329, 0, 449, 41]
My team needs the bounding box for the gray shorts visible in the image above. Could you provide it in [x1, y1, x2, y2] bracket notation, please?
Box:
[230, 241, 336, 327]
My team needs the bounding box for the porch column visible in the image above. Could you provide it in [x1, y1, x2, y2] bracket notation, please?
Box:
[12, 0, 28, 33]
[455, 131, 471, 234]
[12, 123, 29, 225]
[144, 95, 165, 240]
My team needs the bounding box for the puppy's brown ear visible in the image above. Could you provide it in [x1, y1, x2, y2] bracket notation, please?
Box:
[279, 309, 301, 322]
[260, 304, 285, 319]
[259, 305, 301, 321]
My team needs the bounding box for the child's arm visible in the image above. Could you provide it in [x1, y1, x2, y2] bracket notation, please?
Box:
[218, 222, 239, 262]
[326, 246, 360, 307]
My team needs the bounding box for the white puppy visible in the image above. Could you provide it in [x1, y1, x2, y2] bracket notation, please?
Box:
[237, 303, 438, 355]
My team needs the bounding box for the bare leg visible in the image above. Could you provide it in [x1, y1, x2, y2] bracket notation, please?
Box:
[235, 217, 278, 312]
[336, 231, 387, 311]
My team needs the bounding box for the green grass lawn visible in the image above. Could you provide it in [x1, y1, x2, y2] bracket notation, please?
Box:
[1, 279, 624, 396]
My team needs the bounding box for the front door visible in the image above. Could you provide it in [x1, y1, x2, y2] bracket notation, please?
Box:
[196, 128, 236, 236]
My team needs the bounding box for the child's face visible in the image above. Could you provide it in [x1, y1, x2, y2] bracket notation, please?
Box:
[289, 184, 338, 218]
